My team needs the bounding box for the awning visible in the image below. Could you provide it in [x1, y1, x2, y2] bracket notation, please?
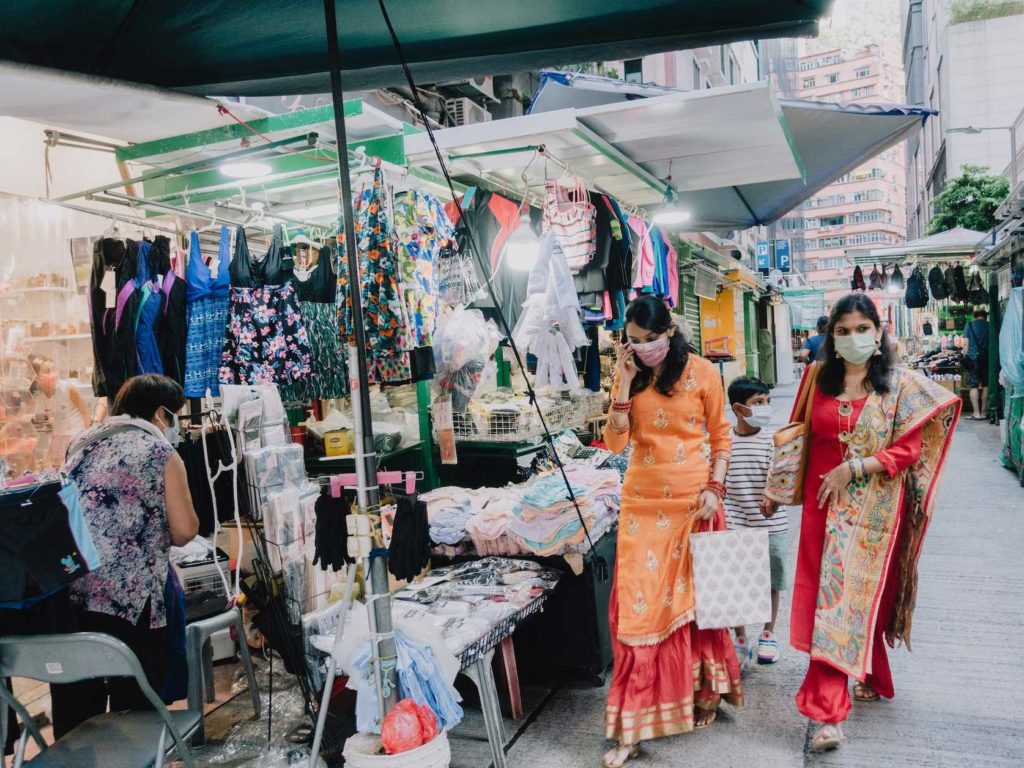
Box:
[529, 71, 933, 230]
[847, 227, 989, 266]
[0, 1, 831, 95]
[404, 81, 804, 208]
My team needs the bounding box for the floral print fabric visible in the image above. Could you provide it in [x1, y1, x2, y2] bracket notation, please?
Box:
[392, 190, 456, 347]
[219, 282, 313, 387]
[284, 301, 349, 400]
[65, 427, 175, 628]
[337, 167, 414, 384]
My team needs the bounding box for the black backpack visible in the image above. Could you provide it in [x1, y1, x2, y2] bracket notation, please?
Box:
[868, 264, 884, 291]
[928, 266, 948, 300]
[890, 264, 906, 291]
[944, 265, 958, 299]
[905, 267, 929, 308]
[952, 264, 969, 302]
[968, 271, 988, 305]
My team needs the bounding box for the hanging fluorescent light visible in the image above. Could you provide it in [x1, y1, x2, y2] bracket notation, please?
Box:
[219, 161, 272, 179]
[651, 183, 691, 226]
[506, 213, 541, 271]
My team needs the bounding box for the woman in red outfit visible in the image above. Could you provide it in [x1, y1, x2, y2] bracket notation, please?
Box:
[789, 294, 960, 750]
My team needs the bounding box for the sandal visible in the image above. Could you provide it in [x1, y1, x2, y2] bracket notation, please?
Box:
[853, 682, 880, 702]
[810, 723, 844, 751]
[694, 708, 719, 729]
[602, 743, 641, 768]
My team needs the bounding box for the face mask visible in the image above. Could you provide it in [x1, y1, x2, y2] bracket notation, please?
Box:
[834, 332, 879, 364]
[630, 336, 671, 368]
[161, 407, 181, 447]
[739, 404, 773, 429]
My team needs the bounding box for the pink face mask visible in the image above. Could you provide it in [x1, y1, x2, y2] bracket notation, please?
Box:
[631, 336, 670, 368]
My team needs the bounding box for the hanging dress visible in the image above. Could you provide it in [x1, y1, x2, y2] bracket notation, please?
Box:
[290, 243, 348, 400]
[219, 225, 313, 388]
[152, 235, 188, 386]
[338, 168, 414, 384]
[184, 227, 231, 398]
[133, 240, 165, 376]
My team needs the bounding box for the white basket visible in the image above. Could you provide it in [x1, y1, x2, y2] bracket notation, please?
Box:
[343, 732, 450, 768]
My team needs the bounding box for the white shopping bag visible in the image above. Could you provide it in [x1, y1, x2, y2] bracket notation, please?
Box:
[689, 527, 771, 630]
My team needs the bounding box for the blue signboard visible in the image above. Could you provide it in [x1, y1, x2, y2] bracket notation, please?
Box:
[756, 241, 770, 274]
[774, 239, 792, 273]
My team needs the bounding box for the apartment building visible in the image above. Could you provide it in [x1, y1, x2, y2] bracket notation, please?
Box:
[780, 45, 907, 299]
[902, 0, 1024, 239]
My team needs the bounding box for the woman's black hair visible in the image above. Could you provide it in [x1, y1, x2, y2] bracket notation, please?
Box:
[818, 293, 895, 397]
[623, 295, 692, 397]
[111, 374, 185, 419]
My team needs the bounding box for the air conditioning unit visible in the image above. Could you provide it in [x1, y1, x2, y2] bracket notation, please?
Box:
[466, 76, 497, 102]
[694, 265, 720, 300]
[446, 97, 492, 126]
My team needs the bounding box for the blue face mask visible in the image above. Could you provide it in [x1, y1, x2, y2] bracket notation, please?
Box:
[161, 407, 181, 447]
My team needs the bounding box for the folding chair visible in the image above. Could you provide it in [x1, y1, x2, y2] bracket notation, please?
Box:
[0, 632, 201, 768]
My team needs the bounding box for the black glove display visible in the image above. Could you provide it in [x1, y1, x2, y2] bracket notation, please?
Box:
[387, 496, 430, 582]
[312, 488, 353, 571]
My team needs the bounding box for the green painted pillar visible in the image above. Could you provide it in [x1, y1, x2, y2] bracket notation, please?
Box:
[743, 293, 759, 378]
[416, 379, 440, 490]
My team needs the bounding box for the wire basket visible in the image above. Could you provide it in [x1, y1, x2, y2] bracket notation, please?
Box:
[437, 392, 595, 443]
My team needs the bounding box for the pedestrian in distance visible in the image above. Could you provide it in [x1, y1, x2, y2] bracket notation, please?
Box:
[723, 376, 787, 668]
[601, 296, 742, 768]
[786, 293, 961, 750]
[799, 315, 829, 362]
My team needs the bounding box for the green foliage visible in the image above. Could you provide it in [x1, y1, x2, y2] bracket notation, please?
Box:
[950, 0, 1024, 24]
[927, 165, 1009, 235]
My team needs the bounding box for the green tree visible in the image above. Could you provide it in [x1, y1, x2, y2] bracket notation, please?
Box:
[927, 165, 1010, 234]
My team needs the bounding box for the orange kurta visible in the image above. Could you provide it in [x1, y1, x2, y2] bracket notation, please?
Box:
[603, 355, 742, 744]
[604, 355, 732, 645]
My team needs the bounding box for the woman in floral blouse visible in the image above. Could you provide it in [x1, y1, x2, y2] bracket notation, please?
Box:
[54, 374, 198, 736]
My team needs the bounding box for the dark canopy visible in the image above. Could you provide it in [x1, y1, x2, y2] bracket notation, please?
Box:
[0, 0, 832, 95]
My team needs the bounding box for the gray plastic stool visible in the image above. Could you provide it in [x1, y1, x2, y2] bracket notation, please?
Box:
[185, 607, 260, 744]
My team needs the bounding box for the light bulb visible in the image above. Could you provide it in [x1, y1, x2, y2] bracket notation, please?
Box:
[219, 161, 272, 179]
[652, 209, 691, 226]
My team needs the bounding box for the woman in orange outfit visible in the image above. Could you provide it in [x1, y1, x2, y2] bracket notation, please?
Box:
[602, 296, 742, 768]
[788, 294, 960, 750]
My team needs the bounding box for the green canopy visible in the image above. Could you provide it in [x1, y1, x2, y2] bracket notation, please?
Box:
[0, 0, 831, 95]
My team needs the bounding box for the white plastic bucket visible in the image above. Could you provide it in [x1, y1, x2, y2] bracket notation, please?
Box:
[342, 731, 451, 768]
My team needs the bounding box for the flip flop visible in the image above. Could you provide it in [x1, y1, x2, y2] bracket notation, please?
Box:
[810, 723, 844, 751]
[694, 708, 719, 729]
[602, 743, 641, 768]
[853, 683, 880, 702]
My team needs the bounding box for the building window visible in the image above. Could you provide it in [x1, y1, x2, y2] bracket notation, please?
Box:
[823, 54, 841, 65]
[855, 67, 871, 78]
[624, 59, 643, 84]
[826, 73, 840, 84]
[693, 60, 701, 90]
[803, 77, 816, 88]
[820, 215, 845, 228]
[863, 85, 875, 96]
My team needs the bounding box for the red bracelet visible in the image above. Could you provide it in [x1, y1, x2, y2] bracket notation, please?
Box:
[611, 400, 632, 413]
[701, 480, 727, 500]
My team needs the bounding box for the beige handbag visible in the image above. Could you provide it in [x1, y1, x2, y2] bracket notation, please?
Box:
[690, 525, 772, 630]
[764, 362, 820, 506]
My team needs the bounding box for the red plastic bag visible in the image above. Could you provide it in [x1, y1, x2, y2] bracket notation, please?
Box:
[380, 699, 439, 755]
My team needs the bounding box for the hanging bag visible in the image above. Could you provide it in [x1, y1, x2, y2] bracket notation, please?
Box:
[928, 265, 948, 300]
[543, 177, 597, 273]
[689, 520, 771, 630]
[868, 264, 884, 291]
[765, 362, 821, 506]
[952, 264, 969, 302]
[968, 271, 989, 305]
[905, 267, 929, 308]
[889, 264, 906, 291]
[850, 265, 866, 291]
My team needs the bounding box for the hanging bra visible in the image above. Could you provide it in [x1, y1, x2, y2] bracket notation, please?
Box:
[186, 226, 232, 302]
[294, 243, 336, 303]
[230, 224, 293, 288]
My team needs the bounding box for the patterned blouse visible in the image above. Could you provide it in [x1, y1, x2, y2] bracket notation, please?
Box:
[65, 425, 175, 628]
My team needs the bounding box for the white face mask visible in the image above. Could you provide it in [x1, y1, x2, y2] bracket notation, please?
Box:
[834, 331, 879, 364]
[160, 407, 181, 447]
[738, 403, 773, 429]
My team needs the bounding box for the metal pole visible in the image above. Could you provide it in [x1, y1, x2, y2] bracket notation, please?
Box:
[1010, 126, 1018, 190]
[322, 0, 398, 722]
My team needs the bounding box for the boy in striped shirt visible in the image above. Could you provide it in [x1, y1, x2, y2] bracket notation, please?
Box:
[724, 376, 787, 667]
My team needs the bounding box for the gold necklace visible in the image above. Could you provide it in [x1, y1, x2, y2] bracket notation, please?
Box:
[837, 399, 854, 462]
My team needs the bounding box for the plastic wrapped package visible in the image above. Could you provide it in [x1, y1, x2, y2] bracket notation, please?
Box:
[381, 699, 439, 755]
[278, 443, 306, 486]
[432, 306, 500, 411]
[1000, 288, 1024, 391]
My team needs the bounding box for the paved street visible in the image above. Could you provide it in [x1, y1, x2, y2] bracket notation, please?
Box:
[499, 382, 1024, 768]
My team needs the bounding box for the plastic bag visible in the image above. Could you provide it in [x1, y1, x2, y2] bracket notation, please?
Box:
[380, 699, 439, 755]
[432, 306, 500, 411]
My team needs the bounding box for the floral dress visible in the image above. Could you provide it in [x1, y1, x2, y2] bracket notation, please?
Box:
[184, 227, 231, 397]
[219, 225, 313, 388]
[289, 243, 348, 400]
[336, 167, 414, 384]
[65, 426, 174, 628]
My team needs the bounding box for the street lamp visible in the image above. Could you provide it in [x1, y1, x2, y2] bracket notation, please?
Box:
[946, 125, 1018, 188]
